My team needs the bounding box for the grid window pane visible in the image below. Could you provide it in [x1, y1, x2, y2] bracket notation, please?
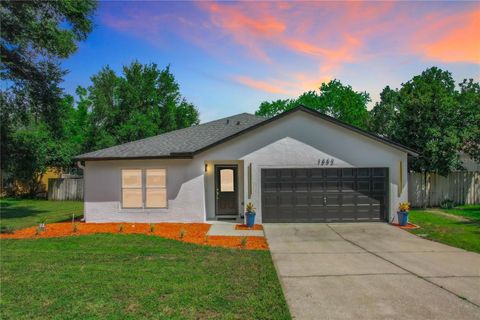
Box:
[122, 189, 142, 208]
[146, 188, 167, 208]
[146, 169, 166, 187]
[122, 169, 142, 188]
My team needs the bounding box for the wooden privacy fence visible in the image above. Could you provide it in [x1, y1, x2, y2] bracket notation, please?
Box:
[48, 178, 84, 201]
[408, 172, 479, 207]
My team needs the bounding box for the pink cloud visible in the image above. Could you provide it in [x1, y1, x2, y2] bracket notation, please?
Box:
[234, 73, 332, 96]
[414, 10, 480, 63]
[100, 1, 479, 96]
[234, 76, 289, 94]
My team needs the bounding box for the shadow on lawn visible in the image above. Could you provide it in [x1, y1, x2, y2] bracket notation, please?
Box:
[0, 205, 49, 220]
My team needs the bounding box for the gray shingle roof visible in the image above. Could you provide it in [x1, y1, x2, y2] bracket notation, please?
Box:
[76, 106, 417, 161]
[76, 113, 267, 160]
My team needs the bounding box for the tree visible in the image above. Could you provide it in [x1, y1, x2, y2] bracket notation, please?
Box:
[457, 79, 480, 162]
[392, 67, 461, 175]
[255, 79, 371, 129]
[1, 0, 96, 84]
[83, 61, 200, 151]
[369, 86, 399, 137]
[0, 0, 97, 195]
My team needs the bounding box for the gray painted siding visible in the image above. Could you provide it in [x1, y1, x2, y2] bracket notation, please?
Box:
[84, 111, 408, 223]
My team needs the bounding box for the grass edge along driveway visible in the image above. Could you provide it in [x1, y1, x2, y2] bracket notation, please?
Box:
[408, 205, 480, 253]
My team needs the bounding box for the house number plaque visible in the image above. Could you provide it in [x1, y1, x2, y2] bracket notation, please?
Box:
[318, 158, 334, 166]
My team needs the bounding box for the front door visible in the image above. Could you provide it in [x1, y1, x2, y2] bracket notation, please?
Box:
[215, 165, 238, 216]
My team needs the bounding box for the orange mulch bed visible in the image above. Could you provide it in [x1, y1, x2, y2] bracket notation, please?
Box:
[393, 222, 420, 230]
[0, 222, 268, 250]
[235, 224, 263, 231]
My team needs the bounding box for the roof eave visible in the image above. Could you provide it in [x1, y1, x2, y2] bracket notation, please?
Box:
[74, 154, 194, 161]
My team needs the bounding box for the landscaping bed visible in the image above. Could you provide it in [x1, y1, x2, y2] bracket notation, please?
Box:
[1, 222, 268, 250]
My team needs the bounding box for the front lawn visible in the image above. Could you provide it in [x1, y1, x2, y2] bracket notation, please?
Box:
[1, 235, 290, 319]
[0, 198, 83, 230]
[408, 205, 480, 253]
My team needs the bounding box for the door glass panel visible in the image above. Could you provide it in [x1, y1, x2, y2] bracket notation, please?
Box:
[220, 169, 234, 192]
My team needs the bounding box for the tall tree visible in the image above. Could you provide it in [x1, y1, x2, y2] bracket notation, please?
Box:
[83, 61, 200, 151]
[369, 86, 399, 137]
[393, 67, 461, 175]
[255, 79, 371, 129]
[457, 79, 480, 162]
[0, 0, 97, 195]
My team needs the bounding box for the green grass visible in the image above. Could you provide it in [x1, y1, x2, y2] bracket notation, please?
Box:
[1, 235, 291, 319]
[443, 204, 480, 220]
[408, 205, 480, 253]
[0, 198, 83, 229]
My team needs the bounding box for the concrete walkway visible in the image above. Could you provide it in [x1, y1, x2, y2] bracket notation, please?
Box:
[207, 222, 264, 237]
[264, 223, 480, 320]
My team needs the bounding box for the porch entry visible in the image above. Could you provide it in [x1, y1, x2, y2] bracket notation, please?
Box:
[215, 165, 239, 216]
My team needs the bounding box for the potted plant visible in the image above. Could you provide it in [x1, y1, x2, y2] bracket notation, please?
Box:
[397, 202, 410, 226]
[245, 202, 256, 228]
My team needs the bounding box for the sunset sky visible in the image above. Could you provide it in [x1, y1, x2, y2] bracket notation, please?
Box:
[63, 1, 480, 122]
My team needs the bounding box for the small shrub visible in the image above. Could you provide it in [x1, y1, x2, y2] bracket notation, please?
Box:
[119, 224, 124, 233]
[240, 237, 248, 247]
[179, 229, 186, 239]
[37, 217, 47, 231]
[0, 225, 15, 234]
[35, 227, 41, 236]
[440, 199, 455, 209]
[149, 223, 155, 233]
[72, 222, 79, 233]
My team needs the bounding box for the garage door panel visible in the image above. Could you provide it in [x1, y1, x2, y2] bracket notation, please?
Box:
[311, 181, 324, 192]
[295, 182, 309, 192]
[311, 168, 324, 178]
[341, 181, 356, 192]
[262, 168, 388, 223]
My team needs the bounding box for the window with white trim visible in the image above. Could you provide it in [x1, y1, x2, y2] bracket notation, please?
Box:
[121, 169, 167, 208]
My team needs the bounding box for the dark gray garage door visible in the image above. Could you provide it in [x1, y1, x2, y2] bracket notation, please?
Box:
[261, 168, 388, 222]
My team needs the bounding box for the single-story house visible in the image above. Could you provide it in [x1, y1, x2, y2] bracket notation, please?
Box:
[75, 105, 417, 224]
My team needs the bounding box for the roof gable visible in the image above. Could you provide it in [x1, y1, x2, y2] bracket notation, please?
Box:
[76, 106, 417, 160]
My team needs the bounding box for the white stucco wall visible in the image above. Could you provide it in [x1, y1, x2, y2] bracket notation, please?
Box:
[84, 110, 409, 223]
[84, 159, 206, 222]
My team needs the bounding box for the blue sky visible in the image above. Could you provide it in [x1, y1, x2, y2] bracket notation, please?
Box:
[62, 1, 480, 122]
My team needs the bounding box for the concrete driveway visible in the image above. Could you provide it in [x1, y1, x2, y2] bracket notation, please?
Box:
[264, 223, 480, 320]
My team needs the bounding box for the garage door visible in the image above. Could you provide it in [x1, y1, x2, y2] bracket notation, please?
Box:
[261, 168, 388, 222]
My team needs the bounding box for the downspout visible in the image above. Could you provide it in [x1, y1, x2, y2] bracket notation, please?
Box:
[76, 161, 86, 221]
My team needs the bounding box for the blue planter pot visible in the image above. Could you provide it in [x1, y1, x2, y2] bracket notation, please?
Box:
[397, 211, 409, 226]
[246, 212, 256, 228]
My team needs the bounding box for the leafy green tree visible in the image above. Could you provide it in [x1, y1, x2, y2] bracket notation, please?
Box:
[457, 79, 480, 162]
[1, 0, 96, 84]
[255, 79, 371, 129]
[369, 86, 399, 137]
[83, 61, 200, 151]
[393, 67, 461, 175]
[0, 0, 96, 195]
